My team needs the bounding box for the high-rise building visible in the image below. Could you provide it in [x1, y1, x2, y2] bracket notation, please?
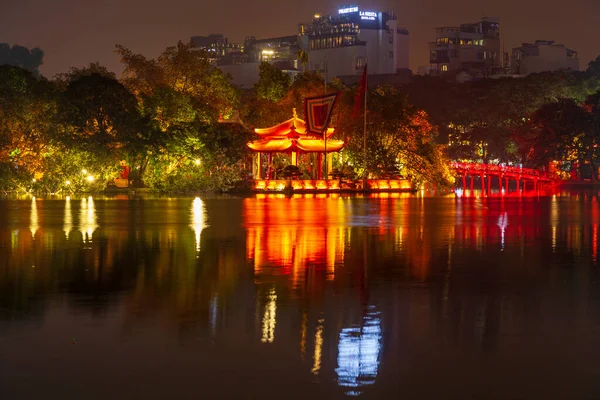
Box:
[511, 40, 579, 75]
[298, 5, 410, 80]
[429, 17, 501, 77]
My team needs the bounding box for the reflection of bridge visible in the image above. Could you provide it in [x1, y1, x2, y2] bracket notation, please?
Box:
[451, 162, 557, 194]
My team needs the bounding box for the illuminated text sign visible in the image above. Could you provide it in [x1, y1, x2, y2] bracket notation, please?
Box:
[360, 11, 377, 20]
[338, 6, 358, 14]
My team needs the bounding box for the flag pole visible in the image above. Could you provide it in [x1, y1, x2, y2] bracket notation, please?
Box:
[324, 56, 328, 180]
[362, 62, 368, 192]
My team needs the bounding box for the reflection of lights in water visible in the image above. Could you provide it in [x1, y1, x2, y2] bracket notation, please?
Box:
[30, 197, 39, 238]
[312, 318, 324, 375]
[455, 188, 463, 198]
[64, 196, 73, 239]
[190, 197, 207, 252]
[79, 196, 98, 242]
[300, 312, 307, 360]
[210, 295, 218, 336]
[497, 212, 508, 251]
[551, 196, 558, 252]
[261, 288, 277, 343]
[336, 309, 382, 395]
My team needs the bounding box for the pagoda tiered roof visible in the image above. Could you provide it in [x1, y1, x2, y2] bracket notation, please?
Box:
[248, 110, 346, 154]
[254, 116, 336, 140]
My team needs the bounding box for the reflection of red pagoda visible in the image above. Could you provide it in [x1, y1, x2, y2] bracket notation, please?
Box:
[248, 109, 346, 181]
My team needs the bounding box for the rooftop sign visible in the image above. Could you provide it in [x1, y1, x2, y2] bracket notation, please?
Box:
[360, 11, 377, 20]
[338, 6, 359, 14]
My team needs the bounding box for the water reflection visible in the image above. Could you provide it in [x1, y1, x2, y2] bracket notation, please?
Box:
[63, 196, 72, 239]
[79, 196, 98, 242]
[3, 195, 600, 398]
[336, 309, 382, 395]
[261, 288, 277, 343]
[190, 197, 207, 253]
[245, 198, 346, 287]
[29, 197, 39, 238]
[311, 318, 324, 376]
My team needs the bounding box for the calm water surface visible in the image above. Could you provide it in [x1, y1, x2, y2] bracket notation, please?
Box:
[2, 193, 600, 399]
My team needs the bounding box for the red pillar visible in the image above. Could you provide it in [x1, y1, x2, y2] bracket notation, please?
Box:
[480, 174, 485, 194]
[257, 153, 262, 179]
[487, 174, 491, 194]
[498, 175, 503, 192]
[505, 177, 509, 193]
[470, 175, 474, 191]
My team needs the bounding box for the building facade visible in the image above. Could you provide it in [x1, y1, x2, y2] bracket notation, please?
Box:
[429, 17, 502, 77]
[298, 5, 410, 80]
[190, 34, 244, 65]
[511, 40, 579, 75]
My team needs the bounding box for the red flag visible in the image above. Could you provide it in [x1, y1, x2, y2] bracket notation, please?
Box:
[352, 64, 367, 118]
[304, 92, 339, 138]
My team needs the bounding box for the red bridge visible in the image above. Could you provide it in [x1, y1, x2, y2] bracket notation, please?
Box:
[451, 162, 557, 194]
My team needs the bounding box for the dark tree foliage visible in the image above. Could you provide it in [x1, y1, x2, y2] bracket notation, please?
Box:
[0, 43, 44, 76]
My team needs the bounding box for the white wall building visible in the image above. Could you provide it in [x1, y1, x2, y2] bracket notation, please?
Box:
[299, 5, 410, 80]
[511, 40, 579, 75]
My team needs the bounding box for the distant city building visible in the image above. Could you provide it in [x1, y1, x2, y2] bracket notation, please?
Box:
[429, 17, 502, 77]
[190, 34, 244, 66]
[511, 40, 579, 75]
[191, 4, 411, 88]
[243, 36, 300, 65]
[298, 5, 410, 80]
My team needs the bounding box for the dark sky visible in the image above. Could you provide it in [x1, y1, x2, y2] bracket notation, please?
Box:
[1, 0, 598, 78]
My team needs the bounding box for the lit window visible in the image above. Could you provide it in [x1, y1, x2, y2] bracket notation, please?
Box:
[441, 65, 448, 72]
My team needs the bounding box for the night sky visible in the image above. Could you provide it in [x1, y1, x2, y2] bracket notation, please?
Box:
[1, 0, 598, 77]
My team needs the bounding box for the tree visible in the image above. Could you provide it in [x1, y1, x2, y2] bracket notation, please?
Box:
[254, 62, 291, 103]
[342, 85, 453, 187]
[62, 73, 143, 185]
[116, 42, 247, 192]
[518, 98, 589, 177]
[0, 66, 58, 191]
[0, 43, 44, 76]
[296, 49, 309, 72]
[588, 56, 600, 77]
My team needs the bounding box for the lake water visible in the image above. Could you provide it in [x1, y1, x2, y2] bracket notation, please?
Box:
[2, 192, 600, 399]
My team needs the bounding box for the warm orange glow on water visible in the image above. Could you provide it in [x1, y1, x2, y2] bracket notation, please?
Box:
[245, 197, 346, 286]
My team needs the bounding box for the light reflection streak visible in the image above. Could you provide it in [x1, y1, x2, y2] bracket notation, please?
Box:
[63, 196, 72, 239]
[29, 197, 39, 239]
[311, 318, 324, 375]
[79, 196, 98, 242]
[551, 195, 558, 252]
[497, 212, 508, 251]
[190, 197, 207, 253]
[261, 288, 277, 343]
[336, 309, 382, 395]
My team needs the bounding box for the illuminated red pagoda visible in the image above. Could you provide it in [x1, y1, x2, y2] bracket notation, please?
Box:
[248, 109, 346, 180]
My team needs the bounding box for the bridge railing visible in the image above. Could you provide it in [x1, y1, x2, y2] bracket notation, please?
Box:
[450, 162, 546, 179]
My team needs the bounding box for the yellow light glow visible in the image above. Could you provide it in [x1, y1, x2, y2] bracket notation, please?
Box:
[86, 175, 94, 182]
[65, 180, 71, 186]
[64, 196, 72, 239]
[261, 288, 277, 343]
[262, 49, 275, 55]
[194, 159, 201, 166]
[30, 197, 39, 239]
[79, 196, 98, 242]
[190, 197, 207, 252]
[81, 169, 87, 175]
[312, 318, 324, 375]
